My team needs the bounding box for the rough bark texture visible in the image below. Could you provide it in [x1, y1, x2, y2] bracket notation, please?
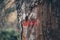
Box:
[0, 0, 60, 40]
[15, 0, 60, 40]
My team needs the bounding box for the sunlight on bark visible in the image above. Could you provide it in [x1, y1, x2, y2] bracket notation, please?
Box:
[5, 0, 15, 9]
[7, 10, 17, 23]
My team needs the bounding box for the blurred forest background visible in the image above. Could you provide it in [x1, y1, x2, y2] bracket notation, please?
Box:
[0, 0, 17, 30]
[0, 0, 60, 40]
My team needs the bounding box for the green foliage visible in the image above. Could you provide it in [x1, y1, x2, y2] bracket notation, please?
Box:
[0, 29, 20, 40]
